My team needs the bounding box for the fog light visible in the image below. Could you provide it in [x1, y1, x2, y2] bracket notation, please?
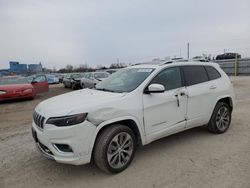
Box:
[53, 144, 73, 153]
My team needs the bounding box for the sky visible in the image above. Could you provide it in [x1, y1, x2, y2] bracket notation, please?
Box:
[0, 0, 250, 69]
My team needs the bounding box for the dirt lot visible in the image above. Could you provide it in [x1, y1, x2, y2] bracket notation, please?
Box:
[0, 77, 250, 188]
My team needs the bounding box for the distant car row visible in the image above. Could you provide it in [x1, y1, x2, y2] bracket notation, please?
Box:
[0, 71, 114, 101]
[27, 74, 60, 85]
[63, 72, 110, 89]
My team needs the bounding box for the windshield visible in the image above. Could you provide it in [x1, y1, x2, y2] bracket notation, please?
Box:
[96, 68, 154, 93]
[0, 77, 29, 85]
[26, 75, 35, 82]
[71, 74, 81, 79]
[46, 75, 54, 78]
[94, 72, 109, 79]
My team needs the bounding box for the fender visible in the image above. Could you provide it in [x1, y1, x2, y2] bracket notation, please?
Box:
[87, 115, 146, 155]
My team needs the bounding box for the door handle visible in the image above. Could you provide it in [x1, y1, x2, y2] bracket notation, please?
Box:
[179, 89, 188, 97]
[180, 91, 186, 96]
[209, 85, 217, 89]
[174, 94, 180, 107]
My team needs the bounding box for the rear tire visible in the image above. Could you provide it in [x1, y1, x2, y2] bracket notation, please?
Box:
[93, 124, 136, 174]
[208, 102, 232, 134]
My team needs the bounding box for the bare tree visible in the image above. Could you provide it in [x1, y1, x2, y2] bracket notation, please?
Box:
[65, 65, 73, 72]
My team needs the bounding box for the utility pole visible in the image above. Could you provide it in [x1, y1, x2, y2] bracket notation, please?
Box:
[187, 43, 190, 59]
[180, 48, 182, 57]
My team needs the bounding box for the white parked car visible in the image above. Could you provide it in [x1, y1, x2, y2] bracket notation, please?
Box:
[32, 61, 235, 173]
[80, 72, 110, 89]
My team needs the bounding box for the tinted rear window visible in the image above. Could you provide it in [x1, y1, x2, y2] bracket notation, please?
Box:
[205, 66, 221, 80]
[182, 66, 209, 86]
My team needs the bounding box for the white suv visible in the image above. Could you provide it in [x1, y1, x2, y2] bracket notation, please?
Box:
[32, 61, 235, 173]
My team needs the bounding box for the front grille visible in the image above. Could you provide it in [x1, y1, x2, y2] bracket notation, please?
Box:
[33, 111, 45, 129]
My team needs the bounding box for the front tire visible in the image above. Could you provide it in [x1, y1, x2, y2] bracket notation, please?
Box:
[208, 102, 232, 134]
[93, 124, 136, 174]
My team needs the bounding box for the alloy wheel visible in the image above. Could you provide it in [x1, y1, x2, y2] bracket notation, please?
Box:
[107, 132, 133, 169]
[215, 106, 230, 131]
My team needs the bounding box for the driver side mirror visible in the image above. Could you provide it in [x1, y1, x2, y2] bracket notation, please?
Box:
[31, 80, 38, 84]
[145, 84, 165, 94]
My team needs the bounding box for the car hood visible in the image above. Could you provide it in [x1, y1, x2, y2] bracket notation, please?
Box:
[72, 78, 81, 81]
[0, 84, 33, 91]
[35, 88, 126, 117]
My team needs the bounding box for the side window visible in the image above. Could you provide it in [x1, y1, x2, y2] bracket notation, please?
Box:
[84, 73, 89, 78]
[182, 66, 209, 86]
[150, 67, 182, 90]
[205, 66, 221, 80]
[34, 75, 46, 82]
[89, 73, 93, 79]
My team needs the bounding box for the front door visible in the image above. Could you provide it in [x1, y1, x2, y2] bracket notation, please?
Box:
[32, 75, 49, 93]
[143, 67, 188, 142]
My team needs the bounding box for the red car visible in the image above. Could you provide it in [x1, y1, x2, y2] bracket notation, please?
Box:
[0, 76, 49, 102]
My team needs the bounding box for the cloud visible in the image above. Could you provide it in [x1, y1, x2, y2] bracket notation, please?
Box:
[0, 0, 249, 69]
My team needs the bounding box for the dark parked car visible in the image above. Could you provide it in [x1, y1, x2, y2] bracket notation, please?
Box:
[216, 53, 241, 60]
[63, 73, 83, 89]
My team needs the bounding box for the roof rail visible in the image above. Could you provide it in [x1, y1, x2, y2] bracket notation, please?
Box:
[131, 62, 160, 66]
[160, 61, 173, 65]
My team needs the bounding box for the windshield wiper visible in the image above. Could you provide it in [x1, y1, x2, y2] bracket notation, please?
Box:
[96, 88, 122, 93]
[96, 88, 115, 92]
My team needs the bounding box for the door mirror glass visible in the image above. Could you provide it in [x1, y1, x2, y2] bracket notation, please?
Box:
[147, 84, 165, 93]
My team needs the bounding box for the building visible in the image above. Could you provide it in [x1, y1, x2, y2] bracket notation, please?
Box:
[28, 63, 43, 74]
[0, 69, 10, 77]
[9, 61, 28, 75]
[0, 61, 44, 77]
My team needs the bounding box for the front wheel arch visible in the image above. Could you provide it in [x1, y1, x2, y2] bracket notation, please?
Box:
[89, 118, 144, 160]
[99, 119, 143, 147]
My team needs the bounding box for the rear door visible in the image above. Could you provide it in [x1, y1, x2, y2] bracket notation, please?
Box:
[181, 66, 211, 128]
[32, 75, 49, 93]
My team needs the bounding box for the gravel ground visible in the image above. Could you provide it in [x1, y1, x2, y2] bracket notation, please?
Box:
[0, 78, 250, 188]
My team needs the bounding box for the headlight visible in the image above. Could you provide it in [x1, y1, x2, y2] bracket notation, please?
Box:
[46, 113, 88, 127]
[0, 90, 6, 95]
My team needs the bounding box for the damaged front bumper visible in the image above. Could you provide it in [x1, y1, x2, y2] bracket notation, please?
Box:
[31, 120, 97, 165]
